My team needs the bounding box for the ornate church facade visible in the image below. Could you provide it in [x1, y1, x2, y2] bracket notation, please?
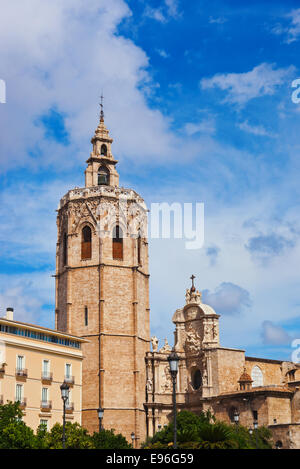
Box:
[55, 110, 300, 448]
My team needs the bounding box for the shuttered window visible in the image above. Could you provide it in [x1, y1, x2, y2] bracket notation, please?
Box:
[81, 226, 92, 260]
[113, 225, 123, 260]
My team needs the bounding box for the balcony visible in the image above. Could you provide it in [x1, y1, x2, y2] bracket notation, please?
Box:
[15, 398, 27, 409]
[0, 363, 6, 376]
[0, 395, 3, 405]
[65, 402, 74, 414]
[64, 375, 74, 386]
[40, 400, 52, 412]
[41, 372, 53, 384]
[15, 368, 28, 380]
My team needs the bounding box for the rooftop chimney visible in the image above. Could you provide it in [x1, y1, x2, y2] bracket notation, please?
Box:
[6, 307, 14, 321]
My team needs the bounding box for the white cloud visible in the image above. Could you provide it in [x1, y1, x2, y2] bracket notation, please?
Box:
[200, 63, 295, 106]
[202, 282, 252, 315]
[209, 16, 227, 25]
[286, 9, 300, 43]
[238, 120, 276, 137]
[184, 118, 216, 136]
[262, 321, 291, 345]
[144, 0, 181, 23]
[156, 49, 170, 59]
[0, 0, 186, 172]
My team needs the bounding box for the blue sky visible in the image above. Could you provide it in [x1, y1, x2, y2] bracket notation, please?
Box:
[1, 0, 300, 360]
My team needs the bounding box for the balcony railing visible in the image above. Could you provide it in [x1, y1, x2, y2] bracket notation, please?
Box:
[0, 364, 6, 374]
[15, 368, 28, 379]
[40, 400, 52, 411]
[41, 372, 53, 382]
[0, 395, 3, 405]
[65, 402, 74, 414]
[64, 375, 74, 385]
[15, 398, 27, 409]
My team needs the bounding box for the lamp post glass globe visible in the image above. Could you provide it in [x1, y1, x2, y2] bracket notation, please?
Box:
[254, 420, 258, 430]
[60, 382, 69, 401]
[168, 351, 179, 374]
[98, 407, 104, 420]
[234, 409, 239, 424]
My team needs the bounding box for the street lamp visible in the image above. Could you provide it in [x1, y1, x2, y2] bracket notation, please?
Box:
[168, 351, 179, 449]
[97, 407, 104, 432]
[253, 419, 258, 449]
[60, 382, 70, 449]
[131, 431, 135, 448]
[233, 409, 240, 426]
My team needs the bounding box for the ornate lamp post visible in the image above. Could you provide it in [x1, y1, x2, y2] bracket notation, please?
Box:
[97, 407, 104, 432]
[131, 431, 135, 448]
[168, 351, 179, 449]
[234, 409, 240, 427]
[60, 382, 70, 449]
[253, 419, 258, 449]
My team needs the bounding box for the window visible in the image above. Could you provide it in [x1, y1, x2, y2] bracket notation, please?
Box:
[63, 232, 68, 266]
[42, 360, 50, 379]
[192, 369, 202, 390]
[42, 387, 48, 403]
[81, 226, 92, 260]
[113, 225, 123, 260]
[65, 364, 71, 379]
[101, 144, 107, 156]
[84, 306, 88, 326]
[98, 165, 110, 185]
[16, 384, 23, 402]
[17, 355, 24, 371]
[251, 366, 263, 387]
[137, 234, 142, 265]
[40, 419, 48, 430]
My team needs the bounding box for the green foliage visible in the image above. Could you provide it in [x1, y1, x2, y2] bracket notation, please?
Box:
[0, 402, 130, 449]
[41, 422, 93, 449]
[144, 410, 273, 450]
[0, 402, 37, 449]
[91, 429, 132, 449]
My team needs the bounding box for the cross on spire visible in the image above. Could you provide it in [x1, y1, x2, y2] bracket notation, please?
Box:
[100, 94, 104, 122]
[190, 274, 196, 292]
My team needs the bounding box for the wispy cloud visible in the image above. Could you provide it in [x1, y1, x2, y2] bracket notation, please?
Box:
[270, 8, 300, 44]
[237, 120, 276, 138]
[200, 63, 295, 106]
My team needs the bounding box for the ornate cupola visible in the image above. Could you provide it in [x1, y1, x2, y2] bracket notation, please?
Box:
[238, 367, 253, 391]
[85, 97, 119, 188]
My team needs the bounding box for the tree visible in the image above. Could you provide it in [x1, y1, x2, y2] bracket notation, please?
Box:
[143, 410, 273, 449]
[91, 429, 132, 449]
[0, 402, 37, 449]
[39, 422, 93, 449]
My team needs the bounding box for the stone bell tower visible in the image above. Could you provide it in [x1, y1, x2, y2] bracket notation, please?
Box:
[55, 101, 150, 443]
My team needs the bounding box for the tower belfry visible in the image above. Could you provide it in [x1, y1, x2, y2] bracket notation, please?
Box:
[85, 101, 119, 188]
[55, 106, 150, 443]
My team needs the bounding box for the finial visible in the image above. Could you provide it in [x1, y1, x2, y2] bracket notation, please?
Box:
[190, 274, 196, 293]
[100, 94, 104, 122]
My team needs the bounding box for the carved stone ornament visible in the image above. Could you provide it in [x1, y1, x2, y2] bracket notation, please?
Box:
[151, 336, 159, 352]
[159, 338, 172, 354]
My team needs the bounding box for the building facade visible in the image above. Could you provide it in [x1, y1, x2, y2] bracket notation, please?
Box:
[55, 109, 150, 443]
[0, 308, 85, 430]
[145, 282, 300, 449]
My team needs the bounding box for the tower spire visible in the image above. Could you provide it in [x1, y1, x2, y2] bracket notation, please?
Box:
[100, 94, 104, 123]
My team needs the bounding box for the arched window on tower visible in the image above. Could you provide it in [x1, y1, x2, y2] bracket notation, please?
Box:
[101, 144, 107, 156]
[98, 165, 110, 186]
[137, 233, 142, 265]
[63, 232, 67, 266]
[81, 226, 92, 260]
[113, 225, 123, 260]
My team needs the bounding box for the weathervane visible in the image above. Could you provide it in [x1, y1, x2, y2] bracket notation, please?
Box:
[100, 93, 104, 122]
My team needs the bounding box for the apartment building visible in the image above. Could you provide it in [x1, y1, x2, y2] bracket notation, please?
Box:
[0, 308, 86, 431]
